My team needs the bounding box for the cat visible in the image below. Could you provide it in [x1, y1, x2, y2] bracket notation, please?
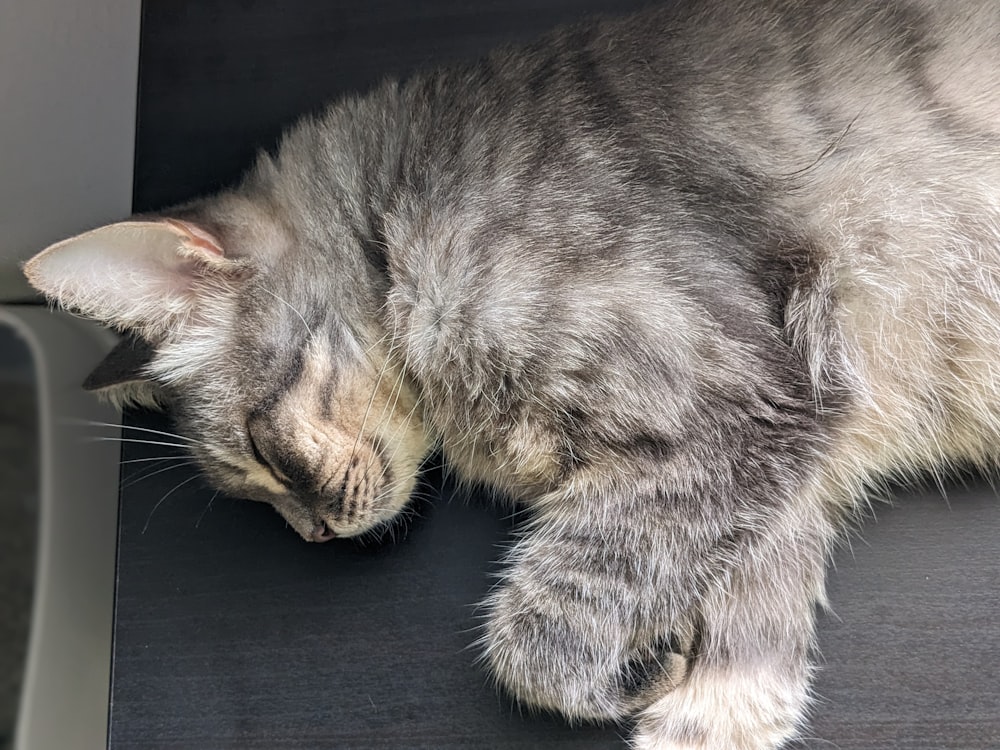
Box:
[23, 0, 1000, 747]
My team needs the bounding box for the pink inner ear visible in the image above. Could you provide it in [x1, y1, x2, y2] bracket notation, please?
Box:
[164, 219, 225, 257]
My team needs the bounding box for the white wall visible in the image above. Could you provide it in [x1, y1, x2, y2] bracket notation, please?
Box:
[0, 0, 141, 301]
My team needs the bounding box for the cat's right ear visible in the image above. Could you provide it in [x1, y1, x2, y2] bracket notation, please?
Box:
[83, 334, 168, 411]
[23, 219, 253, 339]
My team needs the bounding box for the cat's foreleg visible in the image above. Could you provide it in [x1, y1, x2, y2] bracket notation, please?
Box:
[481, 467, 836, 748]
[479, 491, 693, 723]
[631, 477, 835, 750]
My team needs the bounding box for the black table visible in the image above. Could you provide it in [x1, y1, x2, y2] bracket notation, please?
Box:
[109, 3, 1000, 747]
[111, 406, 1000, 749]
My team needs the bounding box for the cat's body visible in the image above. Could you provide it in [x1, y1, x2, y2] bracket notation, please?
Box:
[24, 1, 1000, 747]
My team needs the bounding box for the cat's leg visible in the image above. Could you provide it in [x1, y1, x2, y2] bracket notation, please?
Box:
[480, 492, 694, 722]
[631, 474, 835, 750]
[481, 465, 837, 748]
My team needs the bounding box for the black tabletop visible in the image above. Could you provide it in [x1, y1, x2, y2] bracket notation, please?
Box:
[109, 3, 1000, 748]
[111, 406, 1000, 749]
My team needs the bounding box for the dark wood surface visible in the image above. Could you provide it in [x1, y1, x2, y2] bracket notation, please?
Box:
[111, 2, 1000, 748]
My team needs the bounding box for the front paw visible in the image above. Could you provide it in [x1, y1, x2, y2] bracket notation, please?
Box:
[631, 666, 808, 750]
[480, 579, 687, 722]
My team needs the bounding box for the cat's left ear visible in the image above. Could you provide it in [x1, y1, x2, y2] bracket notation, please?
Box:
[23, 219, 253, 338]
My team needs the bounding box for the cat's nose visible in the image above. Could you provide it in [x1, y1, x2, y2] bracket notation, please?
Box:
[311, 522, 336, 542]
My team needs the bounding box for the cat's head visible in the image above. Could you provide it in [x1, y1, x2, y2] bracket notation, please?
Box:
[24, 189, 433, 541]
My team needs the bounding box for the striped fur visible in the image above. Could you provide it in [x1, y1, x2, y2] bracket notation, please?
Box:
[24, 1, 1000, 746]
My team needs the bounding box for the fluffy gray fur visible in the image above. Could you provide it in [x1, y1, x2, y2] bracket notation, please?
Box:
[24, 1, 1000, 747]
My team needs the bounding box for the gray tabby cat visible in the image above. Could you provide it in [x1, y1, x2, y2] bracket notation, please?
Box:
[23, 0, 1000, 747]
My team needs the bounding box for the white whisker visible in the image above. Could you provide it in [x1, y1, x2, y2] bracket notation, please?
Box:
[367, 294, 424, 491]
[141, 474, 203, 534]
[349, 314, 400, 468]
[373, 392, 424, 490]
[261, 288, 313, 336]
[74, 419, 198, 444]
[123, 460, 198, 489]
[120, 455, 196, 465]
[85, 436, 196, 450]
[360, 330, 393, 358]
[363, 365, 409, 484]
[195, 490, 221, 529]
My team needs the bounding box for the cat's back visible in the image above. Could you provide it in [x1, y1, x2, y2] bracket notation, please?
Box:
[357, 0, 1000, 234]
[586, 0, 1000, 166]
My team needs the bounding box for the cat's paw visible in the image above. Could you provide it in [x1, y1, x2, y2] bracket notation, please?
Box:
[480, 580, 688, 721]
[630, 667, 808, 750]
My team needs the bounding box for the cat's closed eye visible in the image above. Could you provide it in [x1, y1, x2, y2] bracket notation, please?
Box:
[246, 425, 288, 485]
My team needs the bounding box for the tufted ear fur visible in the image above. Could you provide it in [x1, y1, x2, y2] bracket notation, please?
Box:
[23, 219, 254, 339]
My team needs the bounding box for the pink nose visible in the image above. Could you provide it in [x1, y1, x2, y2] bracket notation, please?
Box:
[311, 522, 336, 542]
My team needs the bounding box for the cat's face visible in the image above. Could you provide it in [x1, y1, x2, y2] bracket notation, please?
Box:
[161, 287, 431, 541]
[25, 193, 434, 541]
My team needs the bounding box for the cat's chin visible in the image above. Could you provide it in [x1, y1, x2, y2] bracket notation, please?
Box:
[297, 510, 408, 543]
[270, 483, 417, 543]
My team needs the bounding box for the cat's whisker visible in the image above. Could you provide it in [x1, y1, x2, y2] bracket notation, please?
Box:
[372, 393, 425, 490]
[195, 490, 221, 528]
[260, 287, 313, 337]
[363, 366, 411, 486]
[141, 473, 203, 534]
[378, 471, 422, 496]
[85, 436, 200, 450]
[383, 364, 409, 423]
[348, 374, 386, 469]
[365, 368, 406, 472]
[360, 329, 393, 358]
[121, 458, 174, 480]
[371, 393, 421, 491]
[73, 419, 199, 444]
[348, 310, 401, 468]
[123, 460, 199, 489]
[363, 294, 427, 491]
[120, 454, 193, 465]
[381, 481, 432, 508]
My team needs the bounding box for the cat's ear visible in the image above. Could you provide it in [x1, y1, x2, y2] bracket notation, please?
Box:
[23, 219, 253, 338]
[82, 334, 168, 411]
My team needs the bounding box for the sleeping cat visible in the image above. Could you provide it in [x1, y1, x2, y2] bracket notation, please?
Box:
[23, 0, 1000, 747]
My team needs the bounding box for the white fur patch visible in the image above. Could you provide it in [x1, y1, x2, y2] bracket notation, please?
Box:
[632, 667, 812, 750]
